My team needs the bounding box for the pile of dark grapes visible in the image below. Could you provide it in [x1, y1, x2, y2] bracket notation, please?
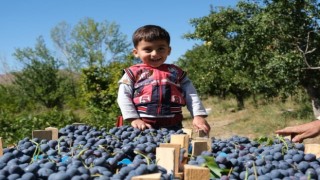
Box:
[0, 125, 184, 180]
[1, 124, 320, 180]
[188, 136, 320, 180]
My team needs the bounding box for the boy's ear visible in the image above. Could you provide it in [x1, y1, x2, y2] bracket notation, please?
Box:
[168, 46, 172, 55]
[132, 49, 139, 58]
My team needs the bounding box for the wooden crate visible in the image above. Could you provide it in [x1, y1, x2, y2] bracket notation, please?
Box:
[32, 126, 59, 141]
[184, 164, 210, 180]
[304, 144, 320, 158]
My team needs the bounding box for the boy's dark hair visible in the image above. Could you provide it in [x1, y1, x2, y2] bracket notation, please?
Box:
[132, 25, 170, 48]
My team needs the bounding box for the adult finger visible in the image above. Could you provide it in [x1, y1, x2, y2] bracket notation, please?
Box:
[292, 134, 304, 143]
[275, 127, 298, 134]
[275, 130, 292, 136]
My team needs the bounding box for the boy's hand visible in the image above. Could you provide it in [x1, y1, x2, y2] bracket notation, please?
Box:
[131, 119, 152, 130]
[192, 116, 211, 135]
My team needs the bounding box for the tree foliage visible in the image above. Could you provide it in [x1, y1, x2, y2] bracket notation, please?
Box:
[179, 0, 320, 113]
[81, 59, 133, 128]
[51, 18, 131, 68]
[13, 37, 67, 109]
[51, 18, 132, 127]
[0, 84, 30, 113]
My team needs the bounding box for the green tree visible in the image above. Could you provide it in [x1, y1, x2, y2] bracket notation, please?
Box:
[51, 22, 80, 103]
[262, 0, 320, 118]
[0, 84, 29, 113]
[180, 0, 320, 114]
[50, 18, 132, 127]
[13, 37, 66, 109]
[179, 2, 263, 109]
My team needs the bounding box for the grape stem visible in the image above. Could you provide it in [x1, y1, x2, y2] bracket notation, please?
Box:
[29, 139, 40, 164]
[134, 150, 151, 165]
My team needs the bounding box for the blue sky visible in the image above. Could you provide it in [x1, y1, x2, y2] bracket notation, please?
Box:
[0, 0, 238, 74]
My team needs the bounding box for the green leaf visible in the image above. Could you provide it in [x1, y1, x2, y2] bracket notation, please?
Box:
[202, 156, 222, 178]
[254, 136, 273, 146]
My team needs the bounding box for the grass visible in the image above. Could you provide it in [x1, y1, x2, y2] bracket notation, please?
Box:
[182, 94, 320, 143]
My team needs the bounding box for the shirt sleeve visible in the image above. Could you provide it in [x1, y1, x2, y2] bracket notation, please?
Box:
[181, 76, 208, 118]
[117, 73, 140, 120]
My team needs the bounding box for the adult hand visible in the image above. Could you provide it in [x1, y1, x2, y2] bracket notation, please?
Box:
[275, 120, 320, 143]
[192, 116, 211, 135]
[131, 119, 152, 130]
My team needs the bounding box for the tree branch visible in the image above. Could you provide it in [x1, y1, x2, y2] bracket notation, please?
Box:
[295, 31, 320, 70]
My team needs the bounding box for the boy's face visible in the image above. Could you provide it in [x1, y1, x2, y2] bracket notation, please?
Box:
[133, 40, 171, 68]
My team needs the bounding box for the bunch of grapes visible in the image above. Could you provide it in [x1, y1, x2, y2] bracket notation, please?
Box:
[0, 125, 183, 180]
[1, 124, 320, 180]
[188, 135, 320, 180]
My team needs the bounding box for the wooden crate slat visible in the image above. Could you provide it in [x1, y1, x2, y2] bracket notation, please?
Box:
[170, 134, 189, 157]
[131, 173, 161, 180]
[184, 164, 210, 180]
[191, 141, 209, 157]
[182, 128, 193, 138]
[32, 130, 53, 141]
[45, 127, 59, 140]
[196, 130, 208, 138]
[160, 143, 181, 174]
[192, 137, 212, 152]
[304, 144, 320, 158]
[156, 147, 175, 176]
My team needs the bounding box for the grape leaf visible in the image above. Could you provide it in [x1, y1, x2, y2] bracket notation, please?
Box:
[202, 156, 222, 178]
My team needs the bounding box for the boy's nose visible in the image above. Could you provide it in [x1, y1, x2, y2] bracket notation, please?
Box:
[151, 50, 157, 56]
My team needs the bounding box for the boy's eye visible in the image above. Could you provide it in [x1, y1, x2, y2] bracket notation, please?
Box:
[158, 47, 167, 52]
[144, 49, 152, 53]
[142, 47, 166, 53]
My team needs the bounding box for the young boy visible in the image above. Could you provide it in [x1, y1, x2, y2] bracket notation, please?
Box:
[117, 25, 211, 134]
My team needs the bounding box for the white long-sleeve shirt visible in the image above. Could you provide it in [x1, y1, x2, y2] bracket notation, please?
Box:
[117, 72, 208, 120]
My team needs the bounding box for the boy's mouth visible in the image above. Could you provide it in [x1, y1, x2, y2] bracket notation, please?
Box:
[151, 58, 161, 62]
